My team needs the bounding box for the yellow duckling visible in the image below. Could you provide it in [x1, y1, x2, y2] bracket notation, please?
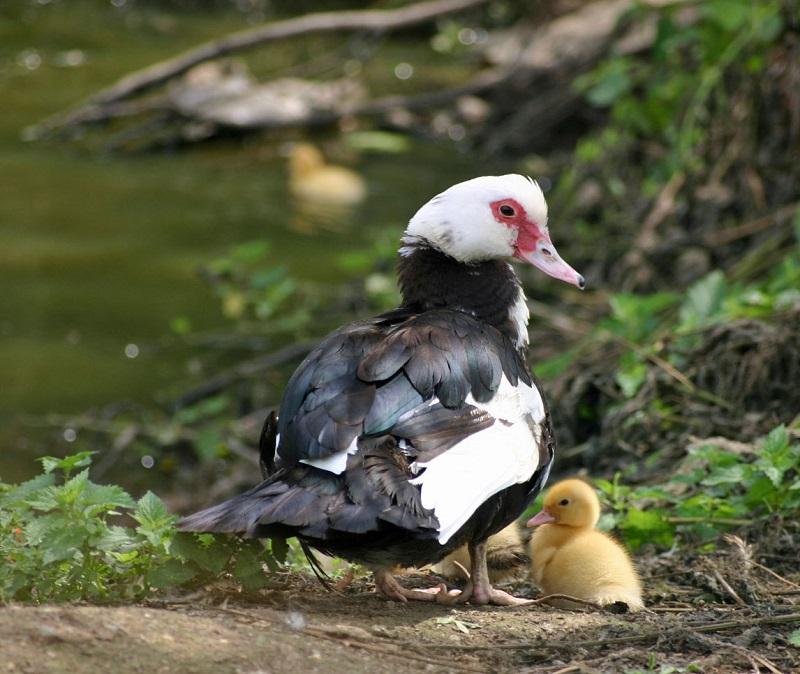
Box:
[527, 478, 644, 611]
[432, 522, 529, 584]
[288, 143, 366, 211]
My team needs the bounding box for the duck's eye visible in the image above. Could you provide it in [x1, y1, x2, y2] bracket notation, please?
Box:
[559, 498, 570, 506]
[499, 204, 515, 217]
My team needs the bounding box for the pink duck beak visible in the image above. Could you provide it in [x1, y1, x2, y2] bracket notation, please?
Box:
[526, 509, 556, 527]
[515, 233, 585, 289]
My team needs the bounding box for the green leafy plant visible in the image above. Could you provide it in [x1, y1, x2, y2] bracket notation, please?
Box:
[575, 0, 785, 172]
[576, 248, 800, 403]
[596, 425, 800, 551]
[0, 452, 282, 602]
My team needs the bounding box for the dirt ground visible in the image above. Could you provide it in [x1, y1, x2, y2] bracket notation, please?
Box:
[2, 561, 799, 674]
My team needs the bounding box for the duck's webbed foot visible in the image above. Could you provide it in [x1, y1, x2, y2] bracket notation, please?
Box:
[436, 540, 532, 606]
[372, 568, 447, 603]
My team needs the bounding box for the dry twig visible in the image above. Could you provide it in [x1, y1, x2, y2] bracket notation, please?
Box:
[711, 567, 747, 606]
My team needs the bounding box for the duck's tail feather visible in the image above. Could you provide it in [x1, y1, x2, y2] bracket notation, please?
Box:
[179, 473, 295, 536]
[298, 540, 333, 590]
[178, 462, 348, 539]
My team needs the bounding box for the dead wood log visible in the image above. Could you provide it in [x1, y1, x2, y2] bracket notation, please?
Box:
[28, 0, 489, 139]
[171, 64, 515, 131]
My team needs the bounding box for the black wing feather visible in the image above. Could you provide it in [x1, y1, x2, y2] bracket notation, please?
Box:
[362, 373, 424, 436]
[278, 309, 526, 465]
[390, 402, 494, 460]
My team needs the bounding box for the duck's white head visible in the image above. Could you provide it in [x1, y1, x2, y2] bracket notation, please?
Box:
[403, 174, 584, 288]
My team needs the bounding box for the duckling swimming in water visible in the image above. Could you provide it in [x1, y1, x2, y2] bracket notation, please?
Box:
[287, 143, 366, 231]
[527, 478, 644, 612]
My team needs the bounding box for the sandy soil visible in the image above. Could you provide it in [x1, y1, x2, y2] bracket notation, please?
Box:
[2, 566, 799, 674]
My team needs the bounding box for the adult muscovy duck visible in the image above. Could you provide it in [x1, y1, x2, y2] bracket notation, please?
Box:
[180, 175, 584, 605]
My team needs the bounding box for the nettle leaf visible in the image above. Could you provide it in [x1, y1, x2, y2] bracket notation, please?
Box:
[701, 0, 752, 32]
[789, 629, 800, 647]
[758, 463, 783, 489]
[0, 473, 55, 508]
[134, 491, 172, 528]
[701, 463, 752, 486]
[606, 291, 678, 342]
[24, 487, 63, 513]
[761, 425, 789, 457]
[170, 533, 232, 575]
[621, 508, 674, 551]
[96, 525, 137, 552]
[671, 468, 707, 486]
[24, 512, 69, 545]
[679, 271, 727, 330]
[594, 479, 615, 495]
[39, 452, 95, 477]
[596, 512, 618, 532]
[233, 541, 269, 591]
[111, 550, 139, 564]
[147, 559, 198, 588]
[745, 475, 777, 509]
[81, 482, 136, 511]
[41, 526, 88, 565]
[631, 486, 673, 501]
[678, 493, 719, 517]
[58, 469, 91, 506]
[755, 425, 797, 486]
[615, 353, 647, 399]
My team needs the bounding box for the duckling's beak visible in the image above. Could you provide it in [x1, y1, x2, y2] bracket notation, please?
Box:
[526, 508, 556, 527]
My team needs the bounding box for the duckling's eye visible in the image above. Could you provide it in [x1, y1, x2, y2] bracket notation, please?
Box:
[499, 204, 515, 217]
[559, 498, 570, 506]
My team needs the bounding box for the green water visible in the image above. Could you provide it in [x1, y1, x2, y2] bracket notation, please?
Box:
[0, 2, 490, 480]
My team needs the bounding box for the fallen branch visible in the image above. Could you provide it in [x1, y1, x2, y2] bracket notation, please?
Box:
[29, 0, 489, 138]
[751, 561, 800, 591]
[711, 567, 747, 606]
[199, 64, 517, 130]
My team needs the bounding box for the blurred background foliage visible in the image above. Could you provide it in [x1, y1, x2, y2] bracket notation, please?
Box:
[1, 0, 799, 595]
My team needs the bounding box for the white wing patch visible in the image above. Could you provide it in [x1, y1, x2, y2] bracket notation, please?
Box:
[299, 437, 358, 474]
[411, 376, 545, 544]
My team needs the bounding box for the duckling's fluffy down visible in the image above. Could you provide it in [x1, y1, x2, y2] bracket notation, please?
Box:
[432, 523, 529, 584]
[530, 525, 643, 611]
[288, 143, 366, 208]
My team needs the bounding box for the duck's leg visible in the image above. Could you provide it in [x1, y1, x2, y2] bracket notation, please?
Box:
[372, 568, 447, 603]
[437, 540, 532, 606]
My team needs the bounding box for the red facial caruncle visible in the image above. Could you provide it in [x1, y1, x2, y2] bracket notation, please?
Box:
[490, 198, 585, 289]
